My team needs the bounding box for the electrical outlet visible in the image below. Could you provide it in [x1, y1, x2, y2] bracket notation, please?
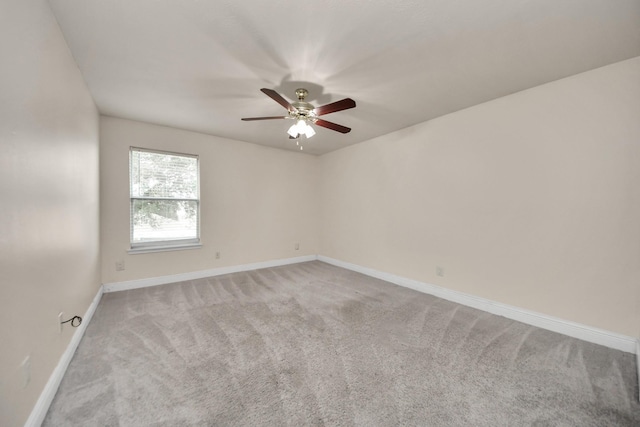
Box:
[58, 312, 64, 333]
[115, 260, 125, 271]
[21, 355, 31, 388]
[436, 266, 444, 277]
[294, 243, 300, 250]
[215, 251, 220, 259]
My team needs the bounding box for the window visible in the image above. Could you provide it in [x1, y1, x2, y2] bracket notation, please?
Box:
[129, 147, 200, 252]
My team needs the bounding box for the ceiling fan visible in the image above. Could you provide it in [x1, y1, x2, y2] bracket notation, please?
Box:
[241, 88, 356, 142]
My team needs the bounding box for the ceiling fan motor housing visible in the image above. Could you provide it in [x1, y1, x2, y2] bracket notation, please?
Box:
[291, 88, 316, 121]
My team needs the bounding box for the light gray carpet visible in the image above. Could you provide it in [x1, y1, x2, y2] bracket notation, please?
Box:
[44, 261, 640, 426]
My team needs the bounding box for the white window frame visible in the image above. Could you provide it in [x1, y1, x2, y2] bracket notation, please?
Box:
[128, 147, 201, 254]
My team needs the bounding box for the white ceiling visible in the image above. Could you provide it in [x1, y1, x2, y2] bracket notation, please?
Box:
[48, 0, 640, 155]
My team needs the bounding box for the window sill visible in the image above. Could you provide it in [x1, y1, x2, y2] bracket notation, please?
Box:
[128, 242, 202, 255]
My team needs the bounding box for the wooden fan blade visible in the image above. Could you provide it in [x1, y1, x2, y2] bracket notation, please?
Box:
[241, 116, 287, 121]
[260, 88, 295, 111]
[314, 119, 351, 134]
[313, 98, 356, 116]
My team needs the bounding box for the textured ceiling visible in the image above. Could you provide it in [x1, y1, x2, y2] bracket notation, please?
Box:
[48, 0, 640, 155]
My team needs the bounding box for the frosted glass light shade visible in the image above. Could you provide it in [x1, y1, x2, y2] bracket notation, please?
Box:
[295, 120, 307, 134]
[287, 124, 299, 137]
[287, 119, 315, 139]
[304, 125, 316, 138]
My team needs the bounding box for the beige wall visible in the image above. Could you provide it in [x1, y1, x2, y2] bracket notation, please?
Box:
[100, 116, 319, 284]
[320, 57, 640, 337]
[0, 1, 100, 425]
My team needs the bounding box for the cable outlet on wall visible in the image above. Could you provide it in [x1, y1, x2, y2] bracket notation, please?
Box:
[436, 266, 445, 277]
[215, 251, 220, 259]
[115, 260, 125, 271]
[295, 243, 300, 251]
[58, 312, 64, 333]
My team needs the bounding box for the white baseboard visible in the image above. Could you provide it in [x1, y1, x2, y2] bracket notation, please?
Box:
[637, 339, 640, 402]
[318, 255, 637, 354]
[24, 285, 104, 427]
[103, 255, 317, 293]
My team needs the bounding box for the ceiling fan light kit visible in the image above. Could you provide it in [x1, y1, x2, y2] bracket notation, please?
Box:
[242, 88, 356, 151]
[288, 119, 315, 139]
